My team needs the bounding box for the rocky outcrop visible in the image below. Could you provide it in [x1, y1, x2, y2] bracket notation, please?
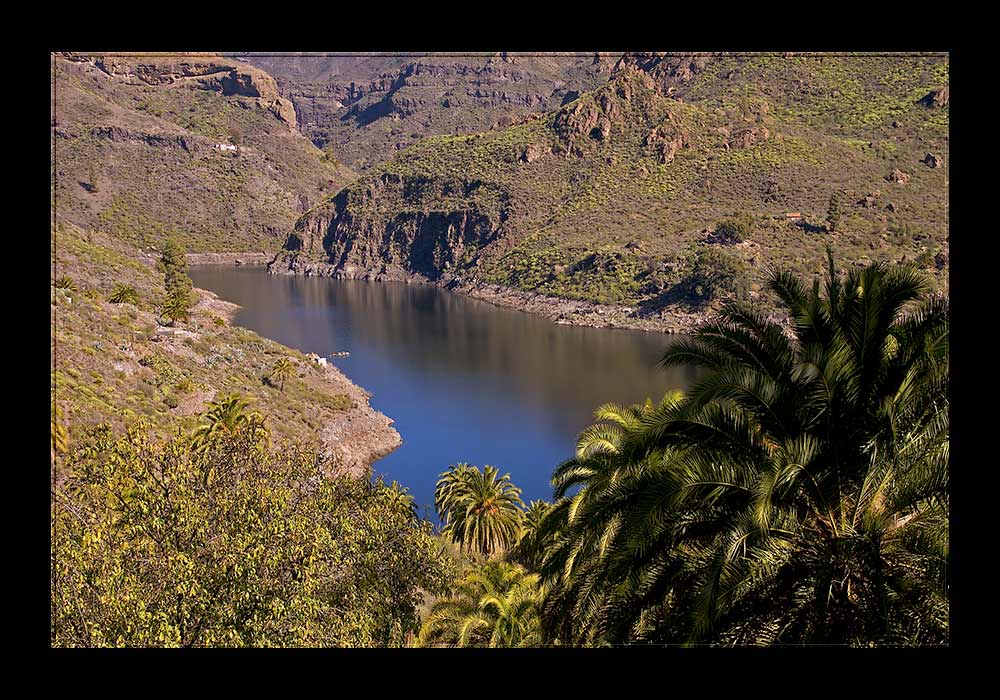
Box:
[888, 169, 911, 184]
[643, 116, 689, 164]
[923, 152, 943, 168]
[89, 126, 194, 152]
[920, 86, 949, 108]
[612, 52, 714, 94]
[729, 125, 770, 150]
[273, 173, 510, 282]
[80, 53, 298, 129]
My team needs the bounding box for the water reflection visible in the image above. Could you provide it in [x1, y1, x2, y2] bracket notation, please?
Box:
[190, 267, 701, 511]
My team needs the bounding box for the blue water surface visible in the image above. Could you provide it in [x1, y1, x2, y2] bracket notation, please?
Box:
[190, 266, 698, 516]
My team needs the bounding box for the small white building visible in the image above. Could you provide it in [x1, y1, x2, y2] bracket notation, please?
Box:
[306, 352, 327, 367]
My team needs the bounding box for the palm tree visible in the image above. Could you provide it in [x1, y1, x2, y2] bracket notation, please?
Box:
[108, 284, 139, 305]
[535, 254, 948, 646]
[192, 394, 265, 452]
[416, 560, 543, 647]
[383, 480, 419, 521]
[160, 289, 191, 326]
[269, 357, 295, 392]
[511, 500, 553, 569]
[435, 464, 525, 559]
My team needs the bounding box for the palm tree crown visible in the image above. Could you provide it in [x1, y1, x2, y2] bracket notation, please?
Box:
[269, 357, 296, 392]
[435, 463, 525, 558]
[416, 560, 543, 647]
[535, 255, 948, 646]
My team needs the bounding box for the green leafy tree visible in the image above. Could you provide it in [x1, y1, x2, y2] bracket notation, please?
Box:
[269, 357, 296, 392]
[435, 463, 525, 558]
[160, 237, 193, 299]
[51, 420, 452, 647]
[679, 247, 750, 304]
[108, 284, 139, 305]
[712, 214, 755, 245]
[536, 255, 948, 646]
[416, 560, 543, 647]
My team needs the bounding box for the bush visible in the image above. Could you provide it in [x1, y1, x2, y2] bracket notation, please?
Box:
[712, 214, 755, 245]
[51, 421, 452, 647]
[678, 247, 751, 304]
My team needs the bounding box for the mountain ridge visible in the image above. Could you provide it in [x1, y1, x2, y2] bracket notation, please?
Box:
[268, 51, 949, 330]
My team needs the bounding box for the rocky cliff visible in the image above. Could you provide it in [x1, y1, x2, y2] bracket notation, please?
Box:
[238, 52, 613, 171]
[269, 52, 949, 329]
[52, 52, 355, 252]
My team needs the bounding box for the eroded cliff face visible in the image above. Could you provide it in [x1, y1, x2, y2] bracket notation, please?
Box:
[268, 51, 950, 326]
[266, 54, 708, 284]
[273, 173, 509, 282]
[52, 52, 353, 252]
[61, 52, 298, 128]
[243, 52, 614, 171]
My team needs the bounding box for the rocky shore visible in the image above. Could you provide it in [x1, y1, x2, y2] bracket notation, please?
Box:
[186, 252, 272, 266]
[193, 286, 401, 476]
[267, 256, 711, 335]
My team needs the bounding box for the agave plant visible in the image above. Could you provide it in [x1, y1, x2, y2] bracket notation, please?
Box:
[435, 463, 525, 559]
[536, 254, 949, 646]
[54, 275, 77, 293]
[416, 560, 543, 647]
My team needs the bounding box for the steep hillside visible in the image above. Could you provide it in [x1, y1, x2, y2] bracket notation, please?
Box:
[51, 222, 399, 475]
[236, 52, 613, 171]
[271, 52, 949, 330]
[51, 52, 356, 253]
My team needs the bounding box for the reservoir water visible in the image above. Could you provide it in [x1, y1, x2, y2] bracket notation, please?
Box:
[190, 266, 700, 515]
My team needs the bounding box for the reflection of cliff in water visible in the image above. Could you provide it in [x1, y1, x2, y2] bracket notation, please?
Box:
[190, 266, 703, 505]
[201, 270, 699, 433]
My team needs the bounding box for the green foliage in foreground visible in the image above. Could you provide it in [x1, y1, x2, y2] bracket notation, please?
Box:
[533, 256, 948, 646]
[51, 418, 453, 647]
[415, 560, 543, 648]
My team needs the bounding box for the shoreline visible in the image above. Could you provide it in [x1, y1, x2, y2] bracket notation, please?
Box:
[192, 284, 403, 475]
[267, 257, 715, 335]
[186, 252, 272, 266]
